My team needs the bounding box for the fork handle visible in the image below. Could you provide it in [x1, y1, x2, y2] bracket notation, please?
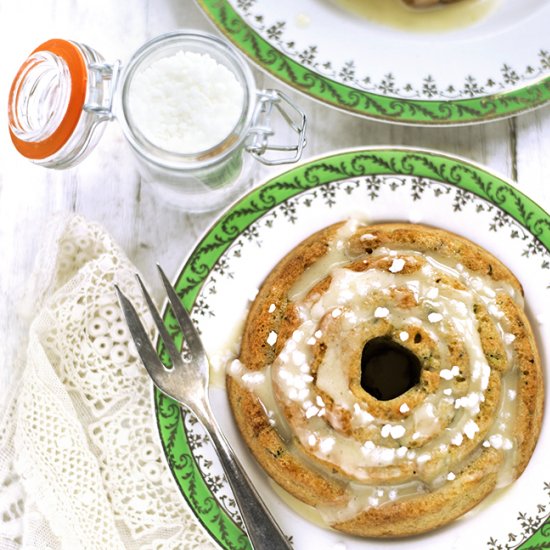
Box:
[197, 409, 292, 550]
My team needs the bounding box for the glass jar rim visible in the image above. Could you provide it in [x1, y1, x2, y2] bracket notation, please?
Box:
[8, 39, 89, 160]
[118, 29, 257, 171]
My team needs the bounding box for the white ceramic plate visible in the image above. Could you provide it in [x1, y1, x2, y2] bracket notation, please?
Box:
[156, 148, 549, 549]
[196, 0, 550, 125]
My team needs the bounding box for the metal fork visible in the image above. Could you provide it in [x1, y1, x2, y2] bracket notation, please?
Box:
[115, 265, 292, 550]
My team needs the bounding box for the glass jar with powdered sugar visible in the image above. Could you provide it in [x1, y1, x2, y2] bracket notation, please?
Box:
[8, 30, 307, 212]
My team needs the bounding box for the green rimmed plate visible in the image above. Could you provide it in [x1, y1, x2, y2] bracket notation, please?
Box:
[155, 148, 549, 549]
[195, 0, 550, 126]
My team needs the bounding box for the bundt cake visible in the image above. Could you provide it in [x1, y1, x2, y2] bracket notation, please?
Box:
[227, 221, 543, 537]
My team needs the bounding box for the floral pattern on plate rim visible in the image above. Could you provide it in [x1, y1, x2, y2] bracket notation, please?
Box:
[236, 0, 550, 101]
[154, 149, 550, 549]
[196, 0, 550, 124]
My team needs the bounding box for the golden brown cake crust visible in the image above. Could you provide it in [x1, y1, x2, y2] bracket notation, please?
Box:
[228, 222, 544, 537]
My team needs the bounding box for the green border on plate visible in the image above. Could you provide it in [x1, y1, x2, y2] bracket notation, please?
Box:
[195, 0, 550, 125]
[155, 149, 550, 549]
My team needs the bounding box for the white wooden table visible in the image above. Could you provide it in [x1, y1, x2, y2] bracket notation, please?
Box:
[1, 0, 549, 402]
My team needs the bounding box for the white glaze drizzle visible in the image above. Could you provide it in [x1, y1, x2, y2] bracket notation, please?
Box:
[229, 222, 524, 521]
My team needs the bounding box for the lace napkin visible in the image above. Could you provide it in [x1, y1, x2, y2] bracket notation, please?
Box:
[0, 215, 216, 549]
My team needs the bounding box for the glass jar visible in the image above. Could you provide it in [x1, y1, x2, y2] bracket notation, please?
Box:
[8, 31, 307, 212]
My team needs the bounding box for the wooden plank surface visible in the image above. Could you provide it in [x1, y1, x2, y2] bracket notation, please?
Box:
[0, 0, 549, 399]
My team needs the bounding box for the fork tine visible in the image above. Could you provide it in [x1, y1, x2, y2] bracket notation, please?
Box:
[156, 264, 208, 369]
[114, 284, 167, 381]
[134, 274, 183, 369]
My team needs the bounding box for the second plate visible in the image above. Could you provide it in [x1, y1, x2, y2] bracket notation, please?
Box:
[196, 0, 550, 125]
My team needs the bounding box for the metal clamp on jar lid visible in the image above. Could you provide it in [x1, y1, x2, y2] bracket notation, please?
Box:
[8, 31, 307, 212]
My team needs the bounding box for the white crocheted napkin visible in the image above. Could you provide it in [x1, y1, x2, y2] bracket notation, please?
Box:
[0, 215, 216, 550]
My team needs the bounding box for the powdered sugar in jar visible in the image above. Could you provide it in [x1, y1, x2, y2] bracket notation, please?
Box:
[8, 30, 307, 212]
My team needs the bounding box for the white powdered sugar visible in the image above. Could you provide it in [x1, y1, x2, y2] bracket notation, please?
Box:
[389, 258, 406, 273]
[130, 50, 244, 154]
[428, 312, 443, 323]
[463, 419, 480, 440]
[374, 307, 389, 318]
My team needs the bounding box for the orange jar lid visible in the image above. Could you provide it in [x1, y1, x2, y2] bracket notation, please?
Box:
[8, 39, 88, 160]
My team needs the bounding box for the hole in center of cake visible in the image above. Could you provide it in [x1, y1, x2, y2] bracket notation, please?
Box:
[360, 337, 421, 401]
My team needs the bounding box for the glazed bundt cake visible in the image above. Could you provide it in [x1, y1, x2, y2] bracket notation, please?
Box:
[227, 221, 543, 537]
